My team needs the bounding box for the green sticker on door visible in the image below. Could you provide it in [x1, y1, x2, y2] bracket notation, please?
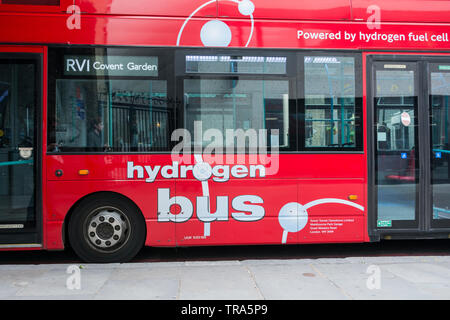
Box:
[377, 220, 392, 227]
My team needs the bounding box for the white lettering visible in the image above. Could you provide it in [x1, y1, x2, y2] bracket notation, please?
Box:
[181, 304, 215, 317]
[66, 265, 81, 290]
[211, 165, 230, 182]
[366, 265, 381, 290]
[127, 162, 265, 182]
[196, 196, 229, 222]
[76, 59, 88, 72]
[249, 165, 266, 178]
[127, 161, 144, 179]
[232, 195, 265, 221]
[93, 61, 124, 71]
[66, 59, 76, 72]
[127, 62, 157, 71]
[157, 188, 193, 223]
[161, 162, 179, 179]
[66, 5, 81, 30]
[157, 190, 265, 224]
[170, 129, 191, 164]
[297, 30, 342, 41]
[180, 165, 194, 178]
[231, 165, 248, 178]
[144, 165, 161, 183]
[366, 5, 381, 30]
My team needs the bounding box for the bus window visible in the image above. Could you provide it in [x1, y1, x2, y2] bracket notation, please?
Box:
[375, 70, 416, 153]
[179, 52, 295, 153]
[183, 78, 290, 152]
[48, 48, 174, 153]
[303, 56, 360, 150]
[53, 79, 169, 152]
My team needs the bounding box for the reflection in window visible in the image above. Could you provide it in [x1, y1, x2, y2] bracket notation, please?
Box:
[184, 79, 289, 151]
[304, 56, 356, 148]
[51, 79, 171, 152]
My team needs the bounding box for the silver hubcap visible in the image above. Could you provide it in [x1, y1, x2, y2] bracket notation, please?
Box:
[86, 208, 129, 251]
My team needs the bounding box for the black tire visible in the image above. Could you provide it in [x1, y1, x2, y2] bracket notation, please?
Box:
[68, 195, 145, 263]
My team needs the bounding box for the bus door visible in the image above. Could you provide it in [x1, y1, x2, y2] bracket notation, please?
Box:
[0, 47, 42, 247]
[428, 61, 450, 230]
[368, 55, 450, 239]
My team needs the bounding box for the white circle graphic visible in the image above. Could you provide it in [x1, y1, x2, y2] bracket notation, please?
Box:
[238, 0, 255, 15]
[200, 20, 232, 47]
[278, 202, 308, 233]
[193, 162, 213, 181]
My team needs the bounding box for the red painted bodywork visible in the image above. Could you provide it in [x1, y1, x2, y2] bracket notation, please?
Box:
[0, 0, 449, 251]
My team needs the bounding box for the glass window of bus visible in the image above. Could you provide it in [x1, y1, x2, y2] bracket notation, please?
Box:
[48, 48, 174, 153]
[375, 70, 415, 152]
[180, 53, 295, 153]
[303, 55, 362, 151]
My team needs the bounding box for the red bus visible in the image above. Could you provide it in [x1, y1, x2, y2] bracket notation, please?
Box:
[0, 0, 450, 262]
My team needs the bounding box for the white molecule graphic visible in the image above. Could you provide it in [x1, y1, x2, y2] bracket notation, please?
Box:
[278, 199, 365, 244]
[200, 20, 232, 47]
[177, 0, 255, 47]
[278, 202, 308, 244]
[192, 161, 213, 181]
[238, 0, 255, 15]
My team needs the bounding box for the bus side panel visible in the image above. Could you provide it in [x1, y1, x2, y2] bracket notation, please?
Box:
[173, 153, 366, 246]
[298, 179, 365, 242]
[174, 179, 365, 246]
[46, 153, 367, 247]
[45, 221, 64, 250]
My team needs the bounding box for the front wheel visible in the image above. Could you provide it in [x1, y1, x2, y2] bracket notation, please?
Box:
[68, 196, 146, 263]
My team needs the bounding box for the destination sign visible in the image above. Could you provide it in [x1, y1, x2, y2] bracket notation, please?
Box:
[64, 55, 158, 77]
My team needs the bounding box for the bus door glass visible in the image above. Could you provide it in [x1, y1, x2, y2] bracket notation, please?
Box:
[372, 61, 420, 229]
[0, 51, 40, 243]
[429, 63, 450, 228]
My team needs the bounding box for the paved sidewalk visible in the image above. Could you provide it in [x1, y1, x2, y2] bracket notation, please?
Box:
[0, 256, 450, 299]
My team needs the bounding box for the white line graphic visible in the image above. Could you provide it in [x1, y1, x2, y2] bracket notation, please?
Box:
[304, 198, 365, 211]
[193, 154, 211, 236]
